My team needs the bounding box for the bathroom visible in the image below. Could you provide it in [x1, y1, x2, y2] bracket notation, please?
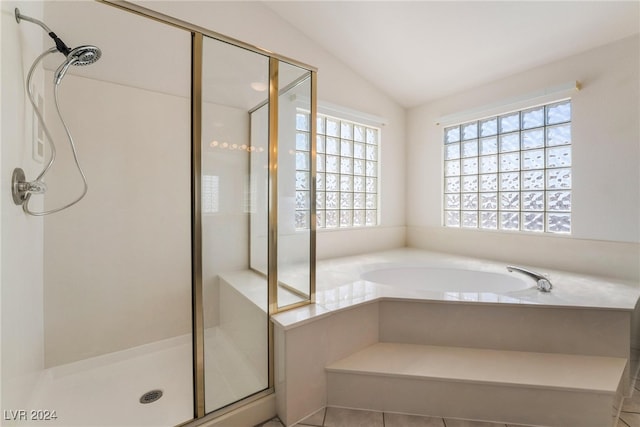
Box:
[1, 1, 638, 427]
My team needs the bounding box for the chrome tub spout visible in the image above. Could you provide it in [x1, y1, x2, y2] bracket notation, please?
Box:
[507, 266, 552, 292]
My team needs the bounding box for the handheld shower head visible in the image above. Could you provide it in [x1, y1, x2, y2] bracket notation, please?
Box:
[68, 45, 102, 66]
[54, 45, 102, 85]
[15, 8, 102, 84]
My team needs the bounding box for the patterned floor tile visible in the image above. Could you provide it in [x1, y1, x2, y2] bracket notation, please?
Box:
[296, 408, 326, 426]
[620, 412, 640, 427]
[384, 412, 445, 427]
[257, 418, 285, 427]
[443, 419, 506, 427]
[624, 393, 640, 413]
[323, 407, 383, 427]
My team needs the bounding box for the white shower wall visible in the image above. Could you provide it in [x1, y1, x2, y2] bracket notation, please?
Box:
[42, 73, 192, 367]
[1, 0, 46, 414]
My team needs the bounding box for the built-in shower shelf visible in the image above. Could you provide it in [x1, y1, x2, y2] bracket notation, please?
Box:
[326, 342, 626, 427]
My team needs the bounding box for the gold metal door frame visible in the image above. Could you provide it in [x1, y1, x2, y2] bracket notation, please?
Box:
[98, 1, 317, 423]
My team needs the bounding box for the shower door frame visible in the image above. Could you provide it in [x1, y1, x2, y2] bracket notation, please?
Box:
[98, 0, 317, 423]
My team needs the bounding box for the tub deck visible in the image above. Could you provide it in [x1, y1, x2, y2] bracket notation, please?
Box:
[273, 247, 640, 330]
[271, 248, 640, 427]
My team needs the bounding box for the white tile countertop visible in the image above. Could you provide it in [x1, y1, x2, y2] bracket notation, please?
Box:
[272, 248, 640, 330]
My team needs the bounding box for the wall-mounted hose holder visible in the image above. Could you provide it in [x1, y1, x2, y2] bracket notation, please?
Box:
[12, 168, 47, 206]
[12, 168, 28, 205]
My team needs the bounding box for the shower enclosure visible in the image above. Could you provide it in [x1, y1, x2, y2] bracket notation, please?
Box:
[198, 34, 315, 416]
[1, 1, 315, 425]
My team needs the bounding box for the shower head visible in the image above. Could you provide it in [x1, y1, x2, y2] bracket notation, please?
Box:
[68, 45, 102, 66]
[54, 45, 102, 85]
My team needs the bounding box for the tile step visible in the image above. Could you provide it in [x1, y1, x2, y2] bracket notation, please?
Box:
[326, 342, 627, 427]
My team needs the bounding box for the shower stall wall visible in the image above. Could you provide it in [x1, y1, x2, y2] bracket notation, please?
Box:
[1, 1, 316, 426]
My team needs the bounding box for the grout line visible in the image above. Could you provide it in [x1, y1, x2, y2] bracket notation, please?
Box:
[322, 407, 327, 426]
[382, 411, 386, 427]
[619, 418, 631, 427]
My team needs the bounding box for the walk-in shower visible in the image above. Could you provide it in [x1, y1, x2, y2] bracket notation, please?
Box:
[3, 1, 315, 426]
[11, 8, 101, 216]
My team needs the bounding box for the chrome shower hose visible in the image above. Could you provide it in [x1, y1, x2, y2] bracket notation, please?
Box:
[22, 47, 89, 216]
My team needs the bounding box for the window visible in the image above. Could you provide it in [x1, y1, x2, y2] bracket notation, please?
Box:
[443, 99, 571, 234]
[202, 175, 219, 214]
[296, 111, 380, 229]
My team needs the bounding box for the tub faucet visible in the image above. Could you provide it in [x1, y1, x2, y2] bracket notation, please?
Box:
[506, 266, 552, 292]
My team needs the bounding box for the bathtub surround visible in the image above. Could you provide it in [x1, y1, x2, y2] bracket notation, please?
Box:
[316, 226, 406, 261]
[273, 248, 640, 426]
[407, 226, 639, 283]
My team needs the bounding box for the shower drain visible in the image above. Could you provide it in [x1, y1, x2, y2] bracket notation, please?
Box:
[139, 389, 163, 404]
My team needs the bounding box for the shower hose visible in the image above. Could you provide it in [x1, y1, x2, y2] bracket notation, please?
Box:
[22, 47, 89, 216]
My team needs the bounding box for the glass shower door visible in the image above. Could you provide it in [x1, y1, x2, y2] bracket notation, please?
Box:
[277, 62, 314, 309]
[200, 36, 270, 413]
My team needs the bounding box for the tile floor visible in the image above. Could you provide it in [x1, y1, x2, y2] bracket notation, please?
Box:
[258, 365, 640, 427]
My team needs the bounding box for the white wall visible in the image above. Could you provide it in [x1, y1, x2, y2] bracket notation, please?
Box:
[131, 0, 408, 259]
[1, 0, 46, 413]
[407, 35, 640, 281]
[37, 2, 193, 366]
[42, 73, 192, 367]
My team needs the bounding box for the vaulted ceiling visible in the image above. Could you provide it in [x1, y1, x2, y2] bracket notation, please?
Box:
[264, 1, 640, 108]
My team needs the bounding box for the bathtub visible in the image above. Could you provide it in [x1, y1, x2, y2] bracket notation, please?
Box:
[304, 248, 640, 311]
[273, 249, 640, 427]
[361, 266, 531, 293]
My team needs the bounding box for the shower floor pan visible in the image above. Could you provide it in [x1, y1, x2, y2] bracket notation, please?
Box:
[24, 328, 262, 426]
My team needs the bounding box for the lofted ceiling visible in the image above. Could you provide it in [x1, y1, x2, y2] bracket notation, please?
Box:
[38, 1, 639, 110]
[264, 1, 640, 108]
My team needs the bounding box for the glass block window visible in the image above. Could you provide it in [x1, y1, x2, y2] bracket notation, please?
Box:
[295, 111, 312, 230]
[296, 111, 379, 229]
[443, 99, 571, 234]
[202, 175, 219, 214]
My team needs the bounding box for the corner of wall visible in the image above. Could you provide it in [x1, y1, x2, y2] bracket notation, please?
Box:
[1, 0, 46, 413]
[316, 226, 406, 260]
